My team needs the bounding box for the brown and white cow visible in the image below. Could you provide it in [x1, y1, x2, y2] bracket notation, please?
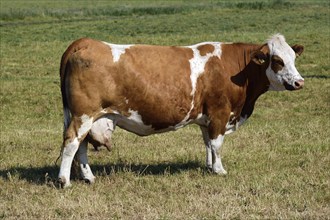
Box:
[58, 34, 304, 187]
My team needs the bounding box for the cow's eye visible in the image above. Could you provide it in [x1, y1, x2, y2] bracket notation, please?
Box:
[271, 55, 284, 73]
[274, 59, 284, 66]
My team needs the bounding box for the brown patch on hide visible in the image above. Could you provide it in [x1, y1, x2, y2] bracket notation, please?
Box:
[197, 44, 215, 56]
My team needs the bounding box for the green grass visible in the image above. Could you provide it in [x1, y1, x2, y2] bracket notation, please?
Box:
[1, 0, 329, 219]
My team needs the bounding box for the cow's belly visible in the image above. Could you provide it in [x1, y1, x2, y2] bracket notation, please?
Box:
[89, 110, 246, 149]
[89, 114, 155, 139]
[116, 113, 159, 136]
[89, 112, 209, 143]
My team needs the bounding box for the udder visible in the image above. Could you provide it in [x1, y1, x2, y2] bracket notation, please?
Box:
[87, 117, 114, 151]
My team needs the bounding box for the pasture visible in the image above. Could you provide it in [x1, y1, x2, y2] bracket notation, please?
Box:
[0, 0, 329, 219]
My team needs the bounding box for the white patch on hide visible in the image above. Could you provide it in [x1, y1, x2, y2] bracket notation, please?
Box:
[178, 42, 222, 126]
[187, 42, 222, 96]
[103, 42, 132, 63]
[78, 114, 93, 139]
[118, 109, 154, 135]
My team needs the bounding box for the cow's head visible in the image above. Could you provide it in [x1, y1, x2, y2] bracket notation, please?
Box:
[252, 34, 304, 91]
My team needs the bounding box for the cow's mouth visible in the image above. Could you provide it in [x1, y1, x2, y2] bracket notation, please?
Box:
[284, 80, 304, 91]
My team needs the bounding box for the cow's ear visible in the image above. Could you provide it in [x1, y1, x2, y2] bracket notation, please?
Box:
[292, 44, 304, 57]
[251, 51, 268, 65]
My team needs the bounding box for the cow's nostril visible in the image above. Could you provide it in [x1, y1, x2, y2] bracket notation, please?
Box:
[294, 80, 304, 89]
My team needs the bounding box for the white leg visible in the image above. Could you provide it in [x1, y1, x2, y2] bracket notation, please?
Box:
[210, 135, 227, 174]
[58, 138, 79, 187]
[206, 147, 212, 169]
[78, 139, 95, 183]
[58, 114, 94, 188]
[200, 126, 212, 169]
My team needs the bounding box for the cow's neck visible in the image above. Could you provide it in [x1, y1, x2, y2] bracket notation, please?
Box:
[239, 45, 270, 120]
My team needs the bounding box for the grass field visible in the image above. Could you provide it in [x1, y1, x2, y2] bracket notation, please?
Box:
[0, 0, 329, 219]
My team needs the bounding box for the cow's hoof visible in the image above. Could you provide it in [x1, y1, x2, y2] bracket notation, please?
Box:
[212, 167, 227, 175]
[58, 176, 71, 188]
[84, 176, 95, 184]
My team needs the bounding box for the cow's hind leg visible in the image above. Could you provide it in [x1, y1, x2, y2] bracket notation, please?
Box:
[77, 139, 95, 184]
[58, 136, 80, 188]
[58, 115, 93, 188]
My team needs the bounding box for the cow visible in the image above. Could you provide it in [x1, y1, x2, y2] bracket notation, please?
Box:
[58, 34, 304, 187]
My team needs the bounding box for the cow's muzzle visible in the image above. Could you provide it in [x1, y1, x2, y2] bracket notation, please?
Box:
[284, 79, 304, 91]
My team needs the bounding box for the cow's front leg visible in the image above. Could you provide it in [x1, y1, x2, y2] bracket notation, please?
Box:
[210, 134, 227, 174]
[203, 109, 231, 174]
[77, 139, 95, 184]
[200, 126, 212, 169]
[200, 126, 227, 174]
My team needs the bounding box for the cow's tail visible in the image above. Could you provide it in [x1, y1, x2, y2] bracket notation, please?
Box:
[60, 50, 72, 138]
[56, 48, 72, 165]
[55, 49, 71, 165]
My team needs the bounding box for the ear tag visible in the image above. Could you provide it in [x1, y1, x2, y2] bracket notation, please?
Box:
[258, 59, 265, 64]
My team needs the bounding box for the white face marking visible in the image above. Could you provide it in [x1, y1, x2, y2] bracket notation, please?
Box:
[266, 34, 304, 91]
[78, 114, 93, 139]
[103, 42, 132, 63]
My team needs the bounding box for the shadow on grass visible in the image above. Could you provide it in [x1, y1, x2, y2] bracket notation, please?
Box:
[0, 165, 59, 186]
[0, 161, 202, 186]
[93, 160, 202, 176]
